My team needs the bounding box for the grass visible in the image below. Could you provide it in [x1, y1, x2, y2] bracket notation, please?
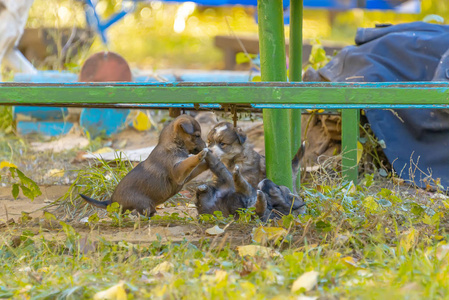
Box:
[55, 152, 135, 219]
[1, 172, 449, 299]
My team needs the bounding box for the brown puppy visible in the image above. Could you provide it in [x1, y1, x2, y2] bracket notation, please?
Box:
[80, 115, 208, 216]
[207, 122, 304, 191]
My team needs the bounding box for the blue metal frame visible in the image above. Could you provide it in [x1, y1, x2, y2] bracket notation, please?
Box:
[83, 0, 135, 44]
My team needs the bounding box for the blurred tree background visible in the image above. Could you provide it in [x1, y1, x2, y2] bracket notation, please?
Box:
[24, 0, 449, 71]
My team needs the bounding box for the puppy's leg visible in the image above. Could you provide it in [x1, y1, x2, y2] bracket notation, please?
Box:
[130, 196, 156, 217]
[233, 166, 253, 197]
[185, 160, 208, 183]
[142, 206, 156, 217]
[205, 151, 234, 187]
[291, 141, 306, 193]
[173, 149, 208, 185]
[255, 191, 268, 221]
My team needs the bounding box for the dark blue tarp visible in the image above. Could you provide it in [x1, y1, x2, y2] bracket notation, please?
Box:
[317, 22, 449, 190]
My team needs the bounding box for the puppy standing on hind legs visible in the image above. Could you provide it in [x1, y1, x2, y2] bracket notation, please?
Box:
[80, 115, 209, 216]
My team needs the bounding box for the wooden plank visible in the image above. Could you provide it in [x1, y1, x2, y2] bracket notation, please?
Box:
[342, 109, 360, 183]
[1, 82, 449, 107]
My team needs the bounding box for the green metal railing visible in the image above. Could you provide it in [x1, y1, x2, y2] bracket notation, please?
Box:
[288, 0, 303, 191]
[2, 81, 449, 184]
[258, 0, 293, 189]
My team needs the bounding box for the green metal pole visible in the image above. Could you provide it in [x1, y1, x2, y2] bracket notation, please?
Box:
[258, 0, 293, 189]
[289, 0, 303, 191]
[342, 109, 359, 183]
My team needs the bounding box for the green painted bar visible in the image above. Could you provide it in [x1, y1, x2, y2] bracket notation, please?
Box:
[342, 109, 359, 183]
[258, 0, 293, 189]
[289, 0, 303, 191]
[1, 83, 449, 106]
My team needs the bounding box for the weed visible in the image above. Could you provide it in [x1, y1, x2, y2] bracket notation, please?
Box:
[305, 39, 333, 71]
[55, 152, 134, 219]
[0, 164, 42, 200]
[0, 106, 14, 134]
[197, 211, 232, 224]
[236, 207, 257, 223]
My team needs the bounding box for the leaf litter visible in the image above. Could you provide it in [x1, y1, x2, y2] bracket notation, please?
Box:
[3, 130, 449, 298]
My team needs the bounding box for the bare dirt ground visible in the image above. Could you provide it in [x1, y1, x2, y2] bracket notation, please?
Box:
[0, 184, 253, 247]
[0, 185, 68, 219]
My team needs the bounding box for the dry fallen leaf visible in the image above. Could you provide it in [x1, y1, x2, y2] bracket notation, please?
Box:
[356, 141, 363, 164]
[236, 245, 281, 258]
[155, 204, 165, 210]
[132, 111, 152, 131]
[205, 225, 225, 236]
[297, 296, 318, 300]
[342, 256, 358, 268]
[295, 243, 319, 252]
[93, 281, 127, 300]
[252, 226, 288, 244]
[291, 271, 319, 293]
[150, 261, 174, 275]
[214, 269, 228, 282]
[400, 229, 418, 252]
[335, 234, 349, 245]
[436, 244, 449, 260]
[93, 147, 115, 154]
[46, 169, 65, 178]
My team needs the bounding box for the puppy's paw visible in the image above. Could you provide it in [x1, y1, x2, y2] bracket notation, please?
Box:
[233, 165, 242, 179]
[142, 207, 156, 218]
[204, 149, 220, 165]
[197, 184, 208, 192]
[198, 148, 209, 161]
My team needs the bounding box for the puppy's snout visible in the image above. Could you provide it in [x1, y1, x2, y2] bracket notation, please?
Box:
[195, 140, 206, 153]
[258, 178, 274, 193]
[193, 142, 206, 154]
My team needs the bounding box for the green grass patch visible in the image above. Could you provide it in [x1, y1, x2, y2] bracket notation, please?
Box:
[2, 176, 449, 299]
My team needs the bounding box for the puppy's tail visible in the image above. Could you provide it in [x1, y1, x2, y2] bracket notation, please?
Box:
[79, 194, 112, 209]
[291, 141, 306, 180]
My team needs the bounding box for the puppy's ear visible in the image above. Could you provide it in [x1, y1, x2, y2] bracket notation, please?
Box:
[179, 121, 195, 135]
[234, 127, 247, 144]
